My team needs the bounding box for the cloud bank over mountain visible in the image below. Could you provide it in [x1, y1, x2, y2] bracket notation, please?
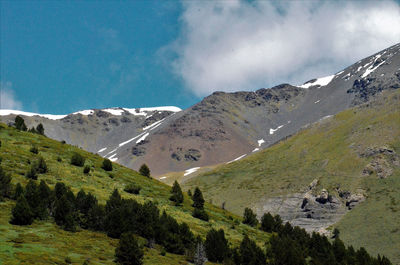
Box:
[168, 0, 400, 96]
[0, 82, 22, 110]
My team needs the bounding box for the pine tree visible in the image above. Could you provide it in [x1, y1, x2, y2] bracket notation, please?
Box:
[239, 235, 266, 265]
[36, 123, 45, 135]
[0, 166, 12, 200]
[13, 183, 24, 200]
[102, 158, 113, 171]
[138, 164, 150, 177]
[242, 207, 258, 227]
[169, 180, 184, 205]
[25, 165, 38, 180]
[261, 212, 274, 232]
[115, 232, 144, 265]
[10, 195, 34, 225]
[15, 116, 27, 131]
[36, 156, 48, 174]
[106, 189, 122, 213]
[192, 187, 205, 210]
[204, 228, 230, 263]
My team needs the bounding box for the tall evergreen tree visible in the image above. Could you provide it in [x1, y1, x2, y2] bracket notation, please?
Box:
[13, 183, 24, 200]
[106, 189, 122, 213]
[261, 212, 274, 232]
[192, 187, 205, 210]
[115, 232, 144, 265]
[36, 123, 45, 135]
[15, 116, 27, 131]
[239, 235, 266, 265]
[138, 164, 150, 177]
[10, 195, 34, 225]
[169, 180, 184, 205]
[242, 207, 258, 227]
[204, 228, 230, 263]
[36, 156, 48, 174]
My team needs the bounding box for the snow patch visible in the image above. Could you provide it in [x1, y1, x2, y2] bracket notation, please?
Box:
[160, 176, 167, 180]
[252, 148, 259, 152]
[103, 108, 125, 116]
[118, 132, 147, 147]
[314, 100, 320, 104]
[257, 139, 265, 147]
[73, 110, 94, 116]
[142, 118, 165, 131]
[184, 167, 200, 176]
[227, 154, 246, 164]
[98, 147, 107, 153]
[269, 125, 284, 135]
[136, 133, 149, 144]
[299, 75, 334, 89]
[361, 58, 386, 78]
[0, 109, 67, 120]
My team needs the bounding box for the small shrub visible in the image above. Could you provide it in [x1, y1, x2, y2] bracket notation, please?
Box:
[102, 158, 113, 171]
[193, 208, 209, 221]
[71, 152, 85, 167]
[65, 257, 72, 264]
[36, 157, 48, 174]
[109, 173, 115, 179]
[57, 156, 62, 162]
[160, 249, 166, 256]
[124, 184, 141, 194]
[30, 146, 39, 154]
[139, 164, 150, 177]
[25, 166, 37, 180]
[242, 207, 258, 227]
[83, 165, 90, 174]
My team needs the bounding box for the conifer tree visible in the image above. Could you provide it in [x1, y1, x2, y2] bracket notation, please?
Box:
[10, 195, 34, 225]
[115, 232, 144, 265]
[36, 156, 48, 174]
[36, 123, 45, 135]
[204, 228, 230, 263]
[13, 183, 24, 200]
[15, 116, 27, 131]
[102, 158, 113, 171]
[105, 189, 122, 213]
[169, 180, 184, 205]
[239, 235, 266, 265]
[261, 212, 274, 232]
[192, 187, 205, 210]
[138, 164, 150, 177]
[242, 207, 258, 227]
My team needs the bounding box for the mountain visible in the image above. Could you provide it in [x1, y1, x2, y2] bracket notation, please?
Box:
[181, 88, 400, 263]
[1, 43, 399, 176]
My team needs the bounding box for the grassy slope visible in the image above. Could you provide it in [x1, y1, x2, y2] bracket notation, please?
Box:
[183, 90, 400, 263]
[0, 124, 268, 264]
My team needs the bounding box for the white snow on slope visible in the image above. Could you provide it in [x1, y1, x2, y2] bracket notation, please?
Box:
[184, 167, 200, 176]
[136, 133, 149, 143]
[118, 132, 148, 147]
[103, 108, 125, 116]
[270, 125, 284, 135]
[98, 147, 107, 153]
[227, 154, 246, 164]
[143, 118, 165, 131]
[299, 75, 335, 89]
[140, 106, 181, 112]
[257, 139, 265, 146]
[0, 109, 67, 120]
[73, 110, 95, 116]
[252, 148, 259, 152]
[361, 55, 386, 78]
[110, 157, 118, 162]
[314, 100, 320, 104]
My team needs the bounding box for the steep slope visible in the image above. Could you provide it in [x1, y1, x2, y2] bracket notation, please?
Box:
[1, 43, 399, 176]
[182, 89, 400, 263]
[0, 123, 268, 264]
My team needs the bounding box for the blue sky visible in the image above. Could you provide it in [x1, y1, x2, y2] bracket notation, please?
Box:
[1, 1, 400, 114]
[1, 1, 195, 114]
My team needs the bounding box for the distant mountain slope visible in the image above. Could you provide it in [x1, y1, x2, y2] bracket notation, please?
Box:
[1, 43, 399, 176]
[182, 89, 400, 263]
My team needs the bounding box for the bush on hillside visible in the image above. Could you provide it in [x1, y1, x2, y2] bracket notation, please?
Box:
[102, 158, 113, 171]
[71, 152, 85, 167]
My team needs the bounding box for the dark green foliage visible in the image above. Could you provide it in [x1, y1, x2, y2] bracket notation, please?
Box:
[57, 156, 62, 162]
[115, 232, 143, 265]
[332, 227, 340, 239]
[36, 123, 45, 135]
[238, 235, 266, 265]
[70, 152, 85, 167]
[30, 146, 39, 154]
[187, 189, 192, 198]
[170, 180, 184, 205]
[54, 194, 76, 231]
[242, 207, 258, 227]
[124, 184, 141, 194]
[0, 166, 12, 200]
[138, 164, 150, 177]
[205, 228, 230, 263]
[102, 158, 113, 171]
[261, 212, 274, 232]
[10, 195, 34, 225]
[83, 165, 90, 174]
[36, 156, 48, 173]
[192, 187, 205, 210]
[192, 208, 209, 221]
[25, 165, 38, 180]
[267, 234, 306, 265]
[13, 183, 24, 200]
[28, 127, 37, 133]
[15, 115, 27, 131]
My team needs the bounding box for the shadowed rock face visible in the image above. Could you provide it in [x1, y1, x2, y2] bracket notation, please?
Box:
[1, 43, 399, 175]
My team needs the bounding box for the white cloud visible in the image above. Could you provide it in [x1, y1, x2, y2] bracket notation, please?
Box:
[167, 0, 400, 96]
[0, 81, 23, 110]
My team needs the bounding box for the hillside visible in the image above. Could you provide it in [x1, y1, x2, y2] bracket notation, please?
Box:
[1, 43, 399, 176]
[0, 123, 269, 264]
[182, 89, 400, 263]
